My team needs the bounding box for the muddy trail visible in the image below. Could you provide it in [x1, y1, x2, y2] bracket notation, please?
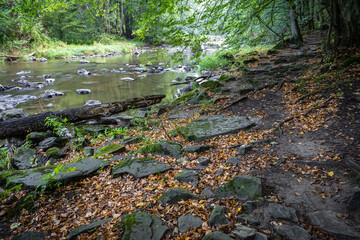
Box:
[1, 31, 359, 240]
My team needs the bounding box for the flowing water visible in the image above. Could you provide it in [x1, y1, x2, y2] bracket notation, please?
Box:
[0, 49, 198, 115]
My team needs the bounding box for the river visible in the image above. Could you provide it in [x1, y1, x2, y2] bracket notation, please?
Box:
[0, 49, 198, 115]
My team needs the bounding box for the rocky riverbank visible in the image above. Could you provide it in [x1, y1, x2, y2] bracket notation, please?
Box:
[0, 32, 359, 239]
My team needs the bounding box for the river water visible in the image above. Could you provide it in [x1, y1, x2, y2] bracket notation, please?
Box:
[0, 49, 198, 115]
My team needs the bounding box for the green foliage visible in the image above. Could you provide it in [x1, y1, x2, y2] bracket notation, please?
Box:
[199, 52, 231, 70]
[0, 184, 22, 200]
[0, 147, 11, 171]
[45, 116, 72, 137]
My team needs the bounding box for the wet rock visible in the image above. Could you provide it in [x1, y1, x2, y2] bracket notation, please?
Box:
[12, 231, 47, 240]
[201, 231, 234, 240]
[226, 157, 242, 165]
[119, 212, 169, 240]
[29, 56, 37, 61]
[94, 143, 126, 157]
[200, 186, 215, 198]
[215, 175, 262, 200]
[159, 188, 199, 205]
[274, 225, 311, 240]
[46, 147, 66, 159]
[184, 66, 192, 72]
[0, 108, 29, 121]
[45, 78, 55, 84]
[208, 206, 229, 226]
[139, 141, 182, 158]
[77, 69, 91, 75]
[147, 68, 156, 73]
[174, 170, 199, 183]
[12, 147, 36, 170]
[41, 89, 64, 98]
[76, 89, 91, 95]
[42, 74, 51, 79]
[308, 210, 360, 239]
[120, 77, 135, 81]
[178, 214, 203, 233]
[84, 100, 101, 106]
[4, 158, 110, 189]
[197, 157, 211, 166]
[68, 218, 112, 240]
[39, 57, 47, 62]
[37, 137, 66, 151]
[268, 202, 298, 222]
[178, 115, 257, 142]
[80, 59, 89, 64]
[112, 157, 172, 179]
[231, 225, 256, 240]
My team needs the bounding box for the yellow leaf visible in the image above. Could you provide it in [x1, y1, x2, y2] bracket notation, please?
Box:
[300, 132, 304, 134]
[327, 171, 334, 177]
[279, 222, 283, 226]
[95, 185, 101, 189]
[289, 140, 292, 142]
[238, 206, 242, 212]
[297, 178, 302, 183]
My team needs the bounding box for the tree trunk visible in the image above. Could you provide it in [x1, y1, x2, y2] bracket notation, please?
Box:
[289, 3, 303, 43]
[0, 95, 165, 139]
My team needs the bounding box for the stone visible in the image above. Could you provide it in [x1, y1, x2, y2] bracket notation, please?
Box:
[6, 193, 39, 219]
[139, 141, 182, 158]
[268, 202, 298, 222]
[178, 214, 203, 233]
[76, 125, 109, 137]
[12, 147, 36, 170]
[236, 145, 253, 155]
[226, 157, 242, 165]
[80, 59, 89, 64]
[215, 168, 224, 176]
[208, 206, 229, 226]
[159, 188, 199, 204]
[94, 144, 126, 157]
[174, 170, 199, 183]
[254, 232, 268, 240]
[178, 115, 257, 142]
[37, 137, 66, 151]
[77, 69, 91, 75]
[0, 108, 29, 120]
[68, 218, 112, 240]
[45, 78, 55, 84]
[120, 77, 135, 81]
[231, 225, 256, 240]
[215, 175, 262, 200]
[84, 100, 101, 106]
[274, 225, 311, 240]
[46, 147, 66, 159]
[84, 147, 95, 156]
[197, 157, 211, 166]
[201, 231, 234, 240]
[119, 212, 169, 240]
[200, 186, 215, 198]
[69, 137, 91, 152]
[348, 191, 360, 211]
[122, 136, 143, 144]
[308, 210, 360, 239]
[112, 157, 172, 179]
[237, 214, 260, 225]
[41, 89, 64, 98]
[4, 158, 110, 189]
[12, 231, 47, 240]
[39, 57, 47, 62]
[76, 89, 91, 95]
[242, 201, 262, 212]
[183, 145, 213, 153]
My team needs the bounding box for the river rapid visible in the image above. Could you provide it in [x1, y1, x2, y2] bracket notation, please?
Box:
[0, 48, 199, 115]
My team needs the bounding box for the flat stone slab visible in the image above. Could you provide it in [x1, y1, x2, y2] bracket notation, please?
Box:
[178, 115, 257, 142]
[268, 202, 298, 222]
[215, 175, 262, 200]
[68, 218, 112, 240]
[94, 143, 126, 157]
[308, 210, 360, 239]
[119, 212, 169, 240]
[12, 231, 47, 240]
[139, 141, 182, 158]
[159, 188, 200, 204]
[178, 214, 203, 233]
[112, 157, 172, 179]
[3, 158, 110, 189]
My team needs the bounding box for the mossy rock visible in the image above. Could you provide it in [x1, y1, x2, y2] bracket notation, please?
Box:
[76, 125, 109, 137]
[139, 141, 182, 158]
[274, 58, 287, 64]
[201, 231, 234, 240]
[190, 91, 211, 104]
[12, 147, 36, 170]
[69, 137, 91, 152]
[26, 132, 51, 144]
[215, 175, 262, 200]
[7, 192, 39, 219]
[170, 90, 197, 106]
[119, 212, 169, 240]
[46, 147, 66, 159]
[94, 143, 126, 157]
[218, 74, 236, 83]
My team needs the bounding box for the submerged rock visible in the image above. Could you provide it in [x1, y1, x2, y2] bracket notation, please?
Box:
[85, 100, 101, 106]
[76, 89, 91, 95]
[41, 89, 64, 98]
[120, 77, 135, 81]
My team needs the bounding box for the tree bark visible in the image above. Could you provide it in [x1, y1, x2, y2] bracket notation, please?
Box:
[289, 3, 303, 43]
[0, 95, 165, 139]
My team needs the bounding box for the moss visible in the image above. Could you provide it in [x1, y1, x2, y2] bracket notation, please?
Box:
[218, 74, 236, 83]
[170, 90, 196, 106]
[199, 81, 222, 92]
[94, 144, 125, 157]
[46, 147, 66, 159]
[139, 143, 163, 155]
[76, 125, 110, 137]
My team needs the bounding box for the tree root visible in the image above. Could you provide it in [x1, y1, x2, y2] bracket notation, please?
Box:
[274, 96, 335, 135]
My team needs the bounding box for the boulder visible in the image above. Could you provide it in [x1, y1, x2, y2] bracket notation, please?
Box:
[274, 225, 311, 240]
[200, 186, 215, 198]
[26, 132, 51, 144]
[112, 157, 172, 179]
[139, 141, 182, 158]
[0, 108, 29, 120]
[159, 188, 199, 204]
[208, 206, 229, 226]
[226, 157, 242, 165]
[119, 212, 169, 240]
[237, 214, 260, 225]
[178, 116, 257, 142]
[39, 57, 47, 62]
[37, 137, 66, 151]
[69, 137, 91, 152]
[76, 125, 109, 137]
[215, 175, 262, 200]
[201, 231, 234, 240]
[80, 59, 89, 64]
[76, 89, 91, 95]
[68, 218, 112, 240]
[178, 214, 203, 233]
[197, 157, 211, 166]
[3, 158, 110, 189]
[183, 145, 213, 153]
[268, 202, 298, 222]
[46, 147, 66, 159]
[45, 78, 55, 84]
[308, 210, 360, 239]
[94, 143, 126, 157]
[174, 170, 199, 183]
[348, 191, 360, 211]
[12, 231, 47, 240]
[77, 69, 91, 75]
[12, 147, 36, 170]
[231, 225, 256, 240]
